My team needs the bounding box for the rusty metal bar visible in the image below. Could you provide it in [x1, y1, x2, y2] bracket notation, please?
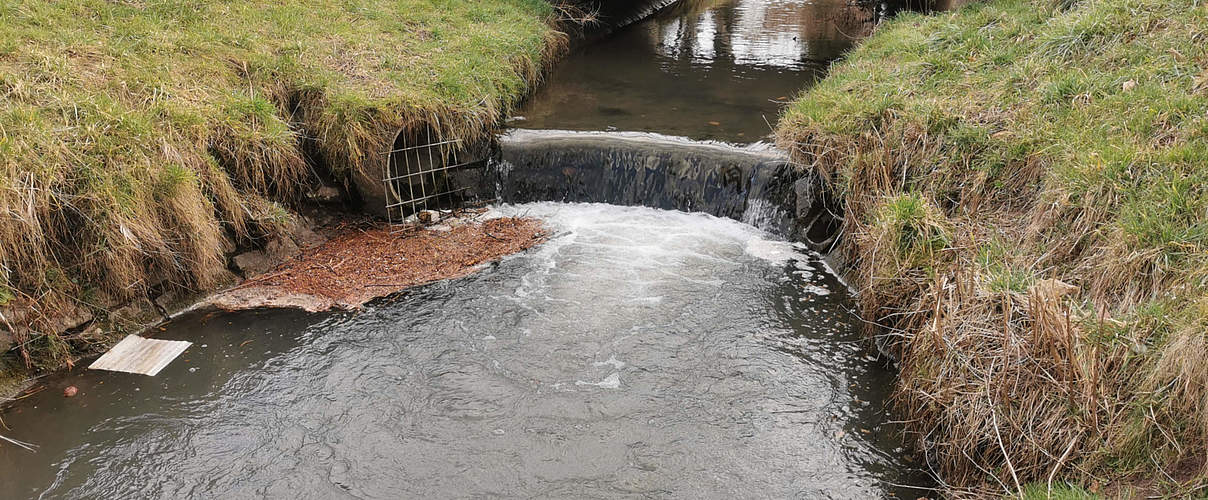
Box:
[381, 138, 461, 154]
[381, 159, 484, 182]
[384, 187, 471, 209]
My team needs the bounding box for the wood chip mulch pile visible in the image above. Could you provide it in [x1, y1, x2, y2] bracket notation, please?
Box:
[208, 216, 547, 312]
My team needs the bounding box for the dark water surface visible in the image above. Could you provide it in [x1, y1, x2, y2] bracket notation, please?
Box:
[0, 204, 929, 498]
[514, 0, 887, 142]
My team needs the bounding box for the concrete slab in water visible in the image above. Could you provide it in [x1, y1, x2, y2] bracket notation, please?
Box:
[489, 129, 843, 250]
[88, 335, 191, 376]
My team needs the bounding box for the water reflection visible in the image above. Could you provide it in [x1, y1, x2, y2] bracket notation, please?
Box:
[515, 0, 889, 142]
[657, 0, 880, 67]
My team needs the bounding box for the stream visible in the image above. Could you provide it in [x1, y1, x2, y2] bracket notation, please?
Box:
[0, 0, 932, 498]
[0, 204, 927, 498]
[514, 0, 888, 142]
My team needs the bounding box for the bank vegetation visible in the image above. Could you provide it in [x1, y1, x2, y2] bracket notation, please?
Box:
[0, 0, 564, 375]
[778, 0, 1207, 495]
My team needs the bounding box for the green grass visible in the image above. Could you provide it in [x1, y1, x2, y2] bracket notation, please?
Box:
[0, 0, 560, 369]
[1018, 482, 1102, 500]
[777, 0, 1208, 491]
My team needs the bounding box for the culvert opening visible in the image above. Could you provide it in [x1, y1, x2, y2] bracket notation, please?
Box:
[383, 127, 487, 226]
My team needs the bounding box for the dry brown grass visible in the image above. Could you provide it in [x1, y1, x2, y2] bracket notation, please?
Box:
[776, 0, 1208, 491]
[785, 117, 1204, 494]
[0, 0, 568, 371]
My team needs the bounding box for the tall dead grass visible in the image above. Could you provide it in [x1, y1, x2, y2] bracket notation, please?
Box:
[777, 0, 1208, 490]
[782, 113, 1207, 493]
[0, 0, 568, 371]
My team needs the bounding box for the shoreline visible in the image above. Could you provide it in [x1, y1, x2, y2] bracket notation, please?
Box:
[1, 212, 548, 402]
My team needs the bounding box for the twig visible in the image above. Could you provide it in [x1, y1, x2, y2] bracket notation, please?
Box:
[1048, 436, 1079, 497]
[10, 386, 45, 400]
[992, 406, 1023, 497]
[0, 433, 37, 452]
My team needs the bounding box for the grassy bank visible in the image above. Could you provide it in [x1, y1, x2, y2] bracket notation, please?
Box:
[776, 0, 1207, 494]
[0, 0, 562, 371]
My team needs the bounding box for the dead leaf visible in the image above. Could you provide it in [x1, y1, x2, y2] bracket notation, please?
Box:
[1194, 70, 1208, 94]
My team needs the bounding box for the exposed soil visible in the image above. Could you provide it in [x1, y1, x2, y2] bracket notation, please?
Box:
[207, 214, 548, 312]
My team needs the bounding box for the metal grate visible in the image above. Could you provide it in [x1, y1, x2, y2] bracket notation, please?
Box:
[382, 128, 481, 229]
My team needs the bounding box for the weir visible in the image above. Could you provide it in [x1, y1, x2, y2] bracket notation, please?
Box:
[485, 130, 840, 250]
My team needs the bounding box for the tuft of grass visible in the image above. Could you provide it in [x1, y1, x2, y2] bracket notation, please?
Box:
[874, 192, 952, 262]
[777, 0, 1208, 492]
[0, 0, 564, 369]
[1018, 482, 1102, 500]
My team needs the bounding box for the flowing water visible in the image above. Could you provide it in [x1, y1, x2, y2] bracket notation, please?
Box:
[0, 204, 928, 498]
[514, 0, 890, 142]
[1, 1, 935, 497]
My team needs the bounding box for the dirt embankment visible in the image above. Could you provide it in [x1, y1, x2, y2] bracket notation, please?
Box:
[776, 0, 1208, 495]
[0, 0, 565, 378]
[208, 214, 548, 312]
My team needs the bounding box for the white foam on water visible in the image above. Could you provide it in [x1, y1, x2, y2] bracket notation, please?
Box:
[491, 202, 817, 269]
[593, 355, 626, 370]
[576, 372, 621, 389]
[626, 296, 664, 304]
[801, 284, 831, 296]
[743, 238, 806, 265]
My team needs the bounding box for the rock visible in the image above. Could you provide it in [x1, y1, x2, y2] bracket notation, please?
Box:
[232, 250, 274, 276]
[1122, 79, 1137, 92]
[306, 185, 344, 204]
[153, 287, 181, 312]
[794, 176, 819, 220]
[63, 385, 78, 397]
[417, 210, 443, 224]
[47, 303, 93, 333]
[108, 302, 147, 325]
[265, 235, 301, 262]
[288, 219, 326, 248]
[0, 329, 12, 353]
[232, 218, 323, 277]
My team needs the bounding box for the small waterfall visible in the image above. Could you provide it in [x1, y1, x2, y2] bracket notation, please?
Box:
[479, 130, 841, 250]
[740, 198, 787, 233]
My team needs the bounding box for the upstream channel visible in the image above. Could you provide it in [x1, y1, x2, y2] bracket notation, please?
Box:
[0, 0, 932, 497]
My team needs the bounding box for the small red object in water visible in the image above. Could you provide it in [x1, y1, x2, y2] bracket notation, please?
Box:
[63, 386, 78, 397]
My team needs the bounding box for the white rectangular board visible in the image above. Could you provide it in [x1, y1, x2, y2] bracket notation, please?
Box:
[88, 335, 192, 376]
